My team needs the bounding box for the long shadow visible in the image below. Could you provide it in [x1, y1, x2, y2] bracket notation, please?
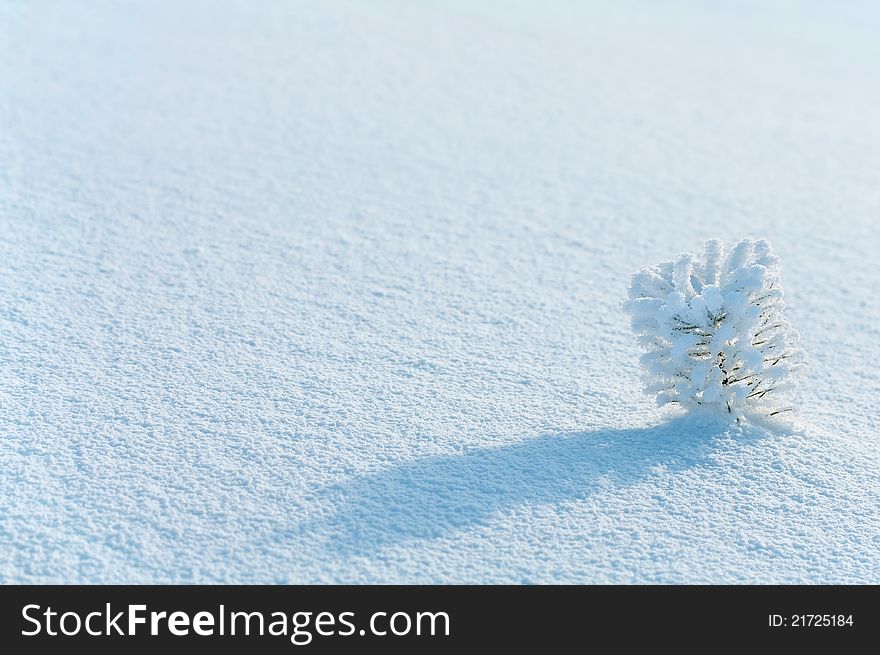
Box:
[309, 413, 760, 555]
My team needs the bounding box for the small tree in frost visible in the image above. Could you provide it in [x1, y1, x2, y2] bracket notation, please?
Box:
[624, 238, 805, 419]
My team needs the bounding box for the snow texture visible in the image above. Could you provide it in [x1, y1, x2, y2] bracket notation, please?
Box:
[1, 1, 879, 584]
[625, 238, 805, 419]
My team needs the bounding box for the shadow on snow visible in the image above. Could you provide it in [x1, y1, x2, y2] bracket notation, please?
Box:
[308, 413, 766, 555]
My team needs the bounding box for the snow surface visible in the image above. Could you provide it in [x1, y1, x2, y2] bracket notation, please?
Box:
[2, 0, 879, 583]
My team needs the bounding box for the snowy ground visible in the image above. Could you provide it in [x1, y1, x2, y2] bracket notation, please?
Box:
[2, 1, 879, 583]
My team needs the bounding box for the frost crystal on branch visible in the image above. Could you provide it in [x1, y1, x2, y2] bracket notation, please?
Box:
[624, 238, 805, 419]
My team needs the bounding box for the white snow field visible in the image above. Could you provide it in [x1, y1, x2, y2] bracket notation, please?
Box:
[2, 1, 879, 584]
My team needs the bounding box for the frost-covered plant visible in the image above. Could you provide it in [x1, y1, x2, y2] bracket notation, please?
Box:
[624, 238, 805, 419]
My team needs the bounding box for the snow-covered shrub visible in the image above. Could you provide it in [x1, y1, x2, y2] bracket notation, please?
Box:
[624, 238, 805, 419]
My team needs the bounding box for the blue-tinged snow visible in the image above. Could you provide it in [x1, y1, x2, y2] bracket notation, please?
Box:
[1, 0, 879, 583]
